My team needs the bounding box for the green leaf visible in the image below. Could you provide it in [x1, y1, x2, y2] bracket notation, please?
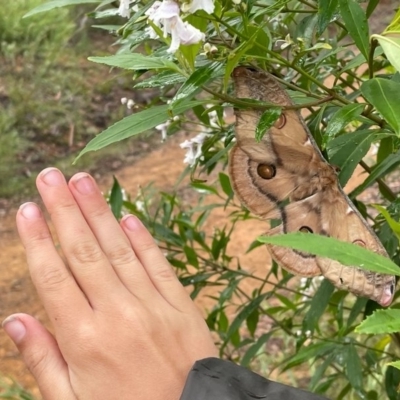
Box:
[385, 7, 400, 33]
[259, 233, 400, 275]
[339, 0, 370, 59]
[74, 101, 203, 162]
[219, 172, 234, 197]
[180, 272, 214, 287]
[295, 14, 318, 49]
[274, 293, 295, 310]
[283, 342, 337, 370]
[255, 108, 281, 142]
[385, 366, 400, 400]
[183, 245, 199, 268]
[191, 182, 219, 195]
[324, 103, 365, 142]
[377, 137, 394, 164]
[308, 105, 326, 148]
[346, 297, 368, 329]
[366, 0, 380, 18]
[337, 383, 352, 399]
[340, 53, 366, 73]
[350, 149, 400, 197]
[170, 62, 223, 109]
[327, 130, 387, 187]
[153, 223, 184, 247]
[218, 310, 229, 332]
[134, 71, 186, 89]
[387, 361, 400, 371]
[345, 344, 363, 390]
[109, 176, 123, 219]
[88, 54, 181, 73]
[223, 293, 269, 349]
[371, 34, 400, 73]
[211, 231, 229, 260]
[245, 24, 271, 57]
[24, 0, 101, 17]
[361, 78, 400, 136]
[317, 0, 339, 36]
[356, 309, 400, 334]
[224, 25, 263, 91]
[310, 354, 336, 390]
[246, 308, 259, 337]
[303, 280, 335, 333]
[229, 328, 241, 347]
[240, 332, 272, 367]
[373, 205, 400, 241]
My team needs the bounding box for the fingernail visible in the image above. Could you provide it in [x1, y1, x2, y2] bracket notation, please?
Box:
[19, 203, 41, 219]
[40, 168, 65, 186]
[73, 174, 95, 195]
[122, 215, 143, 231]
[2, 316, 26, 344]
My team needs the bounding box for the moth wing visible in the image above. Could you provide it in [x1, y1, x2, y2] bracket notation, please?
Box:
[316, 193, 395, 306]
[267, 196, 323, 277]
[230, 67, 327, 217]
[230, 67, 395, 305]
[230, 67, 325, 277]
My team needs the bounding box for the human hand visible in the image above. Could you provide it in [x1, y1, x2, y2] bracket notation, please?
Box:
[2, 168, 217, 400]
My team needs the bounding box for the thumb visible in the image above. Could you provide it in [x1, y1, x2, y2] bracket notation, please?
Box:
[2, 313, 75, 400]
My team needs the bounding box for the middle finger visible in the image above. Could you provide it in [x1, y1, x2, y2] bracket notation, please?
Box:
[67, 172, 158, 299]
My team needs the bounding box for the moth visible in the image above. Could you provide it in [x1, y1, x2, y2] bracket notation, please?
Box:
[229, 67, 395, 306]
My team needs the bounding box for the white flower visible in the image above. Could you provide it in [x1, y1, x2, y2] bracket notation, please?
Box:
[147, 0, 205, 53]
[118, 0, 133, 18]
[209, 110, 219, 127]
[182, 0, 215, 14]
[201, 42, 218, 55]
[145, 1, 162, 17]
[169, 20, 204, 53]
[135, 200, 145, 212]
[276, 34, 293, 50]
[206, 104, 219, 128]
[121, 97, 128, 104]
[180, 132, 209, 166]
[145, 26, 158, 39]
[150, 0, 180, 26]
[127, 99, 135, 109]
[156, 120, 171, 141]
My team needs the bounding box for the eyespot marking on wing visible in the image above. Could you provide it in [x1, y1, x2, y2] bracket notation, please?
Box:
[299, 226, 313, 233]
[257, 164, 276, 180]
[274, 114, 286, 129]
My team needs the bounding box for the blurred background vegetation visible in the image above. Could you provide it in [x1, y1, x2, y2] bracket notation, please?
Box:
[0, 0, 145, 202]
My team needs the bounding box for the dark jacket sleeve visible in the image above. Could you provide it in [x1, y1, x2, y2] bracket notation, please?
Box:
[180, 358, 328, 400]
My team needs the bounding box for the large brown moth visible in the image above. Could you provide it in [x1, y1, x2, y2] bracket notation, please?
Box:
[229, 67, 395, 306]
